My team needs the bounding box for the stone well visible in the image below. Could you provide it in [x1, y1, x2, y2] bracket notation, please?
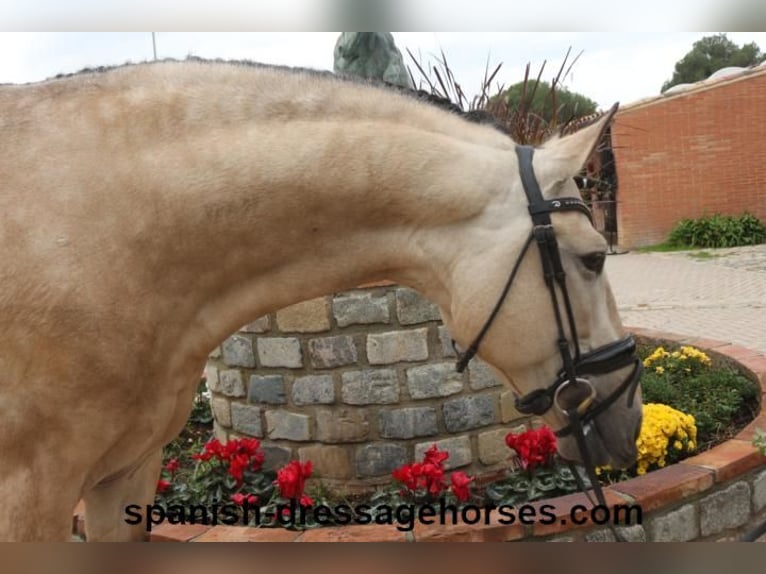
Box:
[205, 283, 530, 491]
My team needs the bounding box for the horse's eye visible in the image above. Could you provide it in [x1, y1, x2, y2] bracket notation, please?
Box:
[580, 252, 606, 274]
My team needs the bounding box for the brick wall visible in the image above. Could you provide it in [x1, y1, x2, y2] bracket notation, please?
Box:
[612, 67, 766, 248]
[206, 284, 531, 490]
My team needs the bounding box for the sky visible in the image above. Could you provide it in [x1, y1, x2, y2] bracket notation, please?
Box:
[2, 32, 765, 110]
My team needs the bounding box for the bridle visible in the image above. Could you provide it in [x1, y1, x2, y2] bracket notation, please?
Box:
[453, 144, 643, 538]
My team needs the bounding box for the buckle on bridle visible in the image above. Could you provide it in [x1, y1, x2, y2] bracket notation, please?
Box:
[553, 378, 597, 417]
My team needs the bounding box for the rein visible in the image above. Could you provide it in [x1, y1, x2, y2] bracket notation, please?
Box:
[454, 145, 644, 542]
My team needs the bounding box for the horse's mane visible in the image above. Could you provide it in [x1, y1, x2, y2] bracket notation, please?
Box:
[46, 56, 507, 135]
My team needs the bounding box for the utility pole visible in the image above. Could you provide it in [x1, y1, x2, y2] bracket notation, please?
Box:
[152, 32, 158, 60]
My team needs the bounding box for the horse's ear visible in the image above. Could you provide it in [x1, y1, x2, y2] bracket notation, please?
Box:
[538, 103, 618, 181]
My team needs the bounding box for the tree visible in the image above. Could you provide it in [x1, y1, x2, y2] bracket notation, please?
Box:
[499, 79, 598, 125]
[661, 34, 765, 92]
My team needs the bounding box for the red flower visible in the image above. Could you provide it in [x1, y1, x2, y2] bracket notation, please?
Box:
[299, 495, 314, 508]
[505, 426, 558, 470]
[423, 445, 449, 467]
[192, 438, 266, 485]
[230, 493, 258, 506]
[276, 460, 313, 501]
[164, 458, 180, 473]
[391, 445, 459, 498]
[156, 479, 172, 494]
[449, 471, 473, 502]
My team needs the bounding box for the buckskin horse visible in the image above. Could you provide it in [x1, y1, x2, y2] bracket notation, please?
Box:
[0, 59, 642, 541]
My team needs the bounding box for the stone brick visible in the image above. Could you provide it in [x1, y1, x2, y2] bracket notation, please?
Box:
[215, 369, 246, 398]
[261, 444, 292, 471]
[208, 346, 222, 359]
[406, 363, 463, 399]
[585, 525, 646, 542]
[240, 316, 270, 333]
[248, 375, 286, 405]
[230, 403, 262, 437]
[257, 337, 303, 368]
[443, 394, 495, 432]
[500, 390, 524, 423]
[753, 469, 766, 513]
[333, 293, 389, 327]
[355, 443, 409, 478]
[211, 397, 231, 427]
[292, 375, 335, 405]
[221, 335, 256, 368]
[378, 407, 438, 439]
[204, 365, 219, 392]
[395, 288, 441, 325]
[341, 369, 399, 405]
[276, 298, 330, 333]
[699, 481, 751, 537]
[414, 436, 472, 470]
[367, 328, 429, 365]
[213, 421, 228, 442]
[308, 335, 358, 369]
[438, 326, 457, 358]
[265, 410, 311, 441]
[477, 428, 512, 465]
[648, 504, 699, 542]
[299, 445, 353, 479]
[316, 408, 370, 443]
[469, 360, 502, 390]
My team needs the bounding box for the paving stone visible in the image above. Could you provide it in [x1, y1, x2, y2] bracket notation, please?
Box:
[221, 335, 256, 368]
[341, 369, 399, 405]
[407, 363, 463, 399]
[477, 428, 512, 465]
[204, 365, 219, 392]
[442, 394, 495, 432]
[308, 335, 358, 369]
[585, 525, 646, 542]
[241, 316, 271, 333]
[333, 293, 389, 327]
[414, 436, 472, 470]
[316, 408, 370, 443]
[648, 504, 699, 542]
[438, 326, 457, 358]
[753, 469, 766, 513]
[215, 369, 246, 398]
[210, 397, 231, 427]
[378, 407, 438, 439]
[230, 403, 262, 437]
[500, 390, 525, 423]
[265, 410, 311, 441]
[367, 328, 429, 365]
[395, 287, 441, 325]
[257, 337, 303, 368]
[299, 445, 353, 479]
[355, 443, 409, 478]
[292, 375, 335, 405]
[468, 360, 502, 390]
[699, 481, 751, 537]
[247, 375, 286, 405]
[261, 444, 292, 471]
[276, 298, 330, 333]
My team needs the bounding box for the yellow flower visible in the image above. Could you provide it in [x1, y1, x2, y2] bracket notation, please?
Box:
[655, 366, 665, 375]
[635, 403, 698, 475]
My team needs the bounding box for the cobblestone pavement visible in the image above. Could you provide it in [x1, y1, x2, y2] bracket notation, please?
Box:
[606, 244, 766, 354]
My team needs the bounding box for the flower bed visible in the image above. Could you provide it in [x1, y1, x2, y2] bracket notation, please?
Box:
[72, 328, 766, 541]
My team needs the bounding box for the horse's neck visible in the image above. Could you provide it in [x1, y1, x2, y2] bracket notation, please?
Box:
[179, 120, 515, 352]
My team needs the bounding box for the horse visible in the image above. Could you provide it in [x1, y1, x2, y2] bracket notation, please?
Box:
[0, 59, 642, 541]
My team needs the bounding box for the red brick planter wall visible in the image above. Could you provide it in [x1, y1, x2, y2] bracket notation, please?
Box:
[611, 66, 766, 248]
[72, 328, 766, 542]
